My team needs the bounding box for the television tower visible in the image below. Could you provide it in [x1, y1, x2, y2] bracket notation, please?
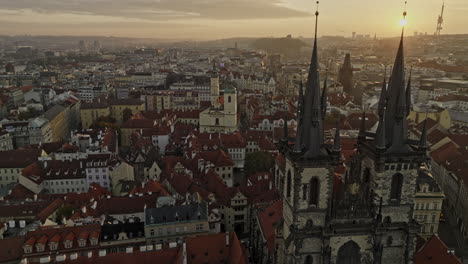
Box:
[435, 0, 445, 37]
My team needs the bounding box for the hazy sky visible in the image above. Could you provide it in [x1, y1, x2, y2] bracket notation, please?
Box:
[0, 0, 466, 40]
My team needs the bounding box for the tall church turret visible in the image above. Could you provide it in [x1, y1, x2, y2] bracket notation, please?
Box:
[210, 62, 220, 108]
[338, 53, 353, 94]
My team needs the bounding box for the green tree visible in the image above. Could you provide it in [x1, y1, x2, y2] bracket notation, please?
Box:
[245, 151, 274, 176]
[55, 205, 74, 224]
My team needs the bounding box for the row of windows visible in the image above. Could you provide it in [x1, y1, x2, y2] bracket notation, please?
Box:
[46, 180, 85, 186]
[285, 171, 404, 205]
[415, 202, 439, 210]
[421, 225, 436, 234]
[25, 239, 98, 253]
[0, 176, 15, 181]
[149, 224, 205, 237]
[414, 214, 438, 223]
[0, 169, 20, 174]
[88, 175, 108, 180]
[87, 168, 107, 173]
[49, 188, 87, 193]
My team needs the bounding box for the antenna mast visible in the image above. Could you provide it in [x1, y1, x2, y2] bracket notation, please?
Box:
[435, 1, 445, 37]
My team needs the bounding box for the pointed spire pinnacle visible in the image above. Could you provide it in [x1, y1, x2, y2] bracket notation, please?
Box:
[406, 66, 413, 116]
[294, 79, 304, 152]
[384, 4, 409, 148]
[376, 111, 386, 150]
[359, 111, 367, 138]
[321, 69, 328, 119]
[378, 66, 388, 117]
[333, 122, 341, 152]
[299, 1, 326, 158]
[419, 116, 428, 150]
[298, 78, 304, 114]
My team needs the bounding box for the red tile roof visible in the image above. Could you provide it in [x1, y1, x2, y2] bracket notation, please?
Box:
[194, 150, 234, 168]
[186, 232, 247, 264]
[63, 247, 183, 264]
[23, 224, 101, 254]
[0, 237, 25, 264]
[129, 180, 169, 196]
[414, 234, 461, 264]
[0, 149, 41, 168]
[257, 200, 283, 253]
[36, 199, 64, 223]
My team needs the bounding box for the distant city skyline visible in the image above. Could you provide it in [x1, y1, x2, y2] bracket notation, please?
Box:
[0, 0, 466, 40]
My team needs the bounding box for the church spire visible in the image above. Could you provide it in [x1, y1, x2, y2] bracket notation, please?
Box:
[296, 1, 326, 158]
[384, 5, 409, 148]
[378, 66, 387, 118]
[376, 111, 386, 150]
[294, 79, 304, 152]
[321, 69, 328, 119]
[406, 67, 412, 116]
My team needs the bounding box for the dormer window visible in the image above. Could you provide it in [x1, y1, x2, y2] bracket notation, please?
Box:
[79, 239, 86, 247]
[64, 240, 73, 249]
[90, 238, 98, 246]
[36, 244, 44, 252]
[24, 246, 32, 254]
[50, 243, 58, 251]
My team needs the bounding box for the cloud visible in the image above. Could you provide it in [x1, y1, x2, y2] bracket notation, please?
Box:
[0, 0, 311, 21]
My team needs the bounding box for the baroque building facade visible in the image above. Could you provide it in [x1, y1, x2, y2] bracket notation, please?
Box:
[275, 10, 427, 264]
[199, 65, 238, 133]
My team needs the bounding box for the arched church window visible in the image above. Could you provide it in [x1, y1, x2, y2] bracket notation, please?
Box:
[286, 171, 292, 198]
[390, 173, 403, 201]
[337, 241, 361, 264]
[305, 255, 313, 264]
[215, 118, 220, 126]
[228, 96, 232, 103]
[363, 168, 371, 183]
[302, 184, 308, 200]
[309, 178, 319, 206]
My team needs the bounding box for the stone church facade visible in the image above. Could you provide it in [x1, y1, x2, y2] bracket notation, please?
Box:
[274, 9, 426, 264]
[199, 64, 238, 133]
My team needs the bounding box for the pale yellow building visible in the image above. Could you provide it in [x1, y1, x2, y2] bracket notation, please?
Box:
[80, 102, 110, 129]
[80, 99, 145, 129]
[413, 170, 445, 239]
[408, 106, 452, 130]
[109, 99, 145, 124]
[199, 71, 238, 133]
[43, 105, 70, 142]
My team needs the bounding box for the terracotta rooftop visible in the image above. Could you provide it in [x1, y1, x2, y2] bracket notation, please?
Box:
[186, 232, 247, 264]
[414, 234, 461, 264]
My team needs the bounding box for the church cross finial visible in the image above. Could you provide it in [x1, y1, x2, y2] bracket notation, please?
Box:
[315, 1, 319, 39]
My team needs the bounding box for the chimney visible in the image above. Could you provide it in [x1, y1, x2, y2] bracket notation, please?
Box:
[34, 194, 38, 201]
[80, 161, 83, 169]
[91, 201, 97, 209]
[269, 181, 272, 190]
[225, 232, 229, 246]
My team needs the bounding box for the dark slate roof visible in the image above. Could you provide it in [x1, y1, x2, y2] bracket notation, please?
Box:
[43, 104, 66, 121]
[145, 202, 207, 225]
[417, 170, 442, 193]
